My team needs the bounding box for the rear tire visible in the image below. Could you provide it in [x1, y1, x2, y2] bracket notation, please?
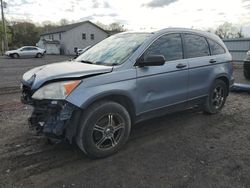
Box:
[76, 101, 131, 159]
[36, 53, 42, 58]
[203, 79, 227, 114]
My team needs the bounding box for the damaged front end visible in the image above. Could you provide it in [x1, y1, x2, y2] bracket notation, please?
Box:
[21, 81, 81, 142]
[28, 100, 75, 138]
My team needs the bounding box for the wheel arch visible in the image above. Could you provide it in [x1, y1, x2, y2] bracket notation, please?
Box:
[215, 74, 230, 95]
[81, 93, 136, 124]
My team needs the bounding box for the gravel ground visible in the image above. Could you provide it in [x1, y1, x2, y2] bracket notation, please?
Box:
[0, 56, 250, 188]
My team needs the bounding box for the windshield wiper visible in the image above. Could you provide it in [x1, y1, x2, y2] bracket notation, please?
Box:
[79, 60, 95, 64]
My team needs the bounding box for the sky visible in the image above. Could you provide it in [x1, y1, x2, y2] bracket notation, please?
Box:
[3, 0, 250, 33]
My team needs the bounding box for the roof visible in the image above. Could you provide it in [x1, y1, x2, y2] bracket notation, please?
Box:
[41, 20, 108, 36]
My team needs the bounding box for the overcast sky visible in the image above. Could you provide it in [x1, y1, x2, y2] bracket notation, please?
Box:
[3, 0, 250, 32]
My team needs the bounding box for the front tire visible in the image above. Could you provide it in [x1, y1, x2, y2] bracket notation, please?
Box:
[76, 101, 131, 158]
[203, 79, 227, 114]
[13, 53, 19, 58]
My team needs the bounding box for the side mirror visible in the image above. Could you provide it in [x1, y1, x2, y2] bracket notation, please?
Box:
[139, 55, 165, 66]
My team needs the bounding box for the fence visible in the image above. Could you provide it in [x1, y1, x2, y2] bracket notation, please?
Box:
[223, 38, 250, 63]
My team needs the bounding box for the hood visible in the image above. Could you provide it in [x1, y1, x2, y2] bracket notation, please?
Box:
[5, 50, 17, 54]
[22, 61, 113, 90]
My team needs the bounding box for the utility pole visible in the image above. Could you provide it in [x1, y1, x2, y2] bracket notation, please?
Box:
[1, 0, 8, 51]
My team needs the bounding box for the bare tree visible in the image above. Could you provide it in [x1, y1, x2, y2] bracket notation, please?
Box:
[108, 22, 125, 32]
[215, 22, 244, 39]
[95, 22, 126, 32]
[59, 19, 69, 26]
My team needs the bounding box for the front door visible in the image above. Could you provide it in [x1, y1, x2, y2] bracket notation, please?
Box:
[136, 33, 188, 114]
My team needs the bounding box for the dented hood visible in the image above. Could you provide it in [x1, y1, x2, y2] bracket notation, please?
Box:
[22, 61, 113, 90]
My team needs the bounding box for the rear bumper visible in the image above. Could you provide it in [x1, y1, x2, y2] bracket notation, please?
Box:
[229, 77, 235, 88]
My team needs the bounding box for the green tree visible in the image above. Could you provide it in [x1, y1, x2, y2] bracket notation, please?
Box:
[10, 22, 40, 48]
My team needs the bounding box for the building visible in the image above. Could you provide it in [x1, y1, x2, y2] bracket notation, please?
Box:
[36, 39, 60, 54]
[37, 21, 109, 55]
[223, 38, 250, 63]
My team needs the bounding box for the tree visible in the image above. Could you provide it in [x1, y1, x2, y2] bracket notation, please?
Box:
[59, 19, 69, 26]
[95, 21, 108, 30]
[214, 22, 244, 39]
[95, 22, 126, 32]
[10, 22, 40, 48]
[108, 22, 125, 32]
[237, 26, 244, 38]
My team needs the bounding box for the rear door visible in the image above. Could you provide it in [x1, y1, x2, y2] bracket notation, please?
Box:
[136, 33, 189, 114]
[29, 47, 39, 57]
[182, 33, 212, 100]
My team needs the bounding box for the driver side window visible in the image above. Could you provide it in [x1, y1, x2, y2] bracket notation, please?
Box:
[144, 33, 183, 62]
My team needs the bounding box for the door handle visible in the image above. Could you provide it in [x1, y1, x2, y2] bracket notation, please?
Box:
[176, 63, 187, 69]
[209, 59, 216, 63]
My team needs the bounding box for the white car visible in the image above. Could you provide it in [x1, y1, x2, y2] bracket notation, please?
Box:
[76, 46, 91, 56]
[5, 46, 46, 58]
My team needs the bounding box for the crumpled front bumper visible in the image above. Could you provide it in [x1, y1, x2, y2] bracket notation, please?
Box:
[28, 100, 76, 137]
[21, 83, 80, 141]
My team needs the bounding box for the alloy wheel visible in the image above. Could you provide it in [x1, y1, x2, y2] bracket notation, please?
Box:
[212, 86, 224, 109]
[92, 113, 125, 150]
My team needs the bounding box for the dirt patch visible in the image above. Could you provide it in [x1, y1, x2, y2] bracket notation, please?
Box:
[0, 59, 250, 187]
[0, 91, 249, 188]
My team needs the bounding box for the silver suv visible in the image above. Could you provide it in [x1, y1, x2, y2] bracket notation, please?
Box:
[21, 28, 234, 158]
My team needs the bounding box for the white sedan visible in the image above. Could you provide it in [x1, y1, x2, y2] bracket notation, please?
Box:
[5, 46, 46, 58]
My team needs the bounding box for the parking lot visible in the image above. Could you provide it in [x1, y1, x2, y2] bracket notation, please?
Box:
[0, 55, 250, 188]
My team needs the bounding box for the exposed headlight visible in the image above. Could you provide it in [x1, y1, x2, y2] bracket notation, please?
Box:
[32, 80, 81, 100]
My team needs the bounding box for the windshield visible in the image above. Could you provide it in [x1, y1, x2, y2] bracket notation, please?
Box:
[75, 33, 152, 66]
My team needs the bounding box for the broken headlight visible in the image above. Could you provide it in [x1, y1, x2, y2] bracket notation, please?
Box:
[32, 80, 80, 100]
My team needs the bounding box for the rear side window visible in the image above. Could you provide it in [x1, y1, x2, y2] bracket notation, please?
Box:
[144, 33, 183, 61]
[21, 47, 29, 51]
[184, 34, 210, 58]
[207, 39, 226, 55]
[29, 47, 37, 50]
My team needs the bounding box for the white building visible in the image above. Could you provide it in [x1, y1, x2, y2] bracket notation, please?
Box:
[37, 21, 109, 55]
[36, 39, 60, 54]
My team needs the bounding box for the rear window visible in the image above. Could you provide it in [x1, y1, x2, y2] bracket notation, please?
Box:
[207, 39, 226, 55]
[184, 34, 210, 58]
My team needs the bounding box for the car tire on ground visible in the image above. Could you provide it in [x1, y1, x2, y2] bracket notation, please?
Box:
[243, 61, 250, 80]
[36, 53, 42, 58]
[13, 53, 19, 58]
[203, 79, 228, 114]
[76, 101, 131, 159]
